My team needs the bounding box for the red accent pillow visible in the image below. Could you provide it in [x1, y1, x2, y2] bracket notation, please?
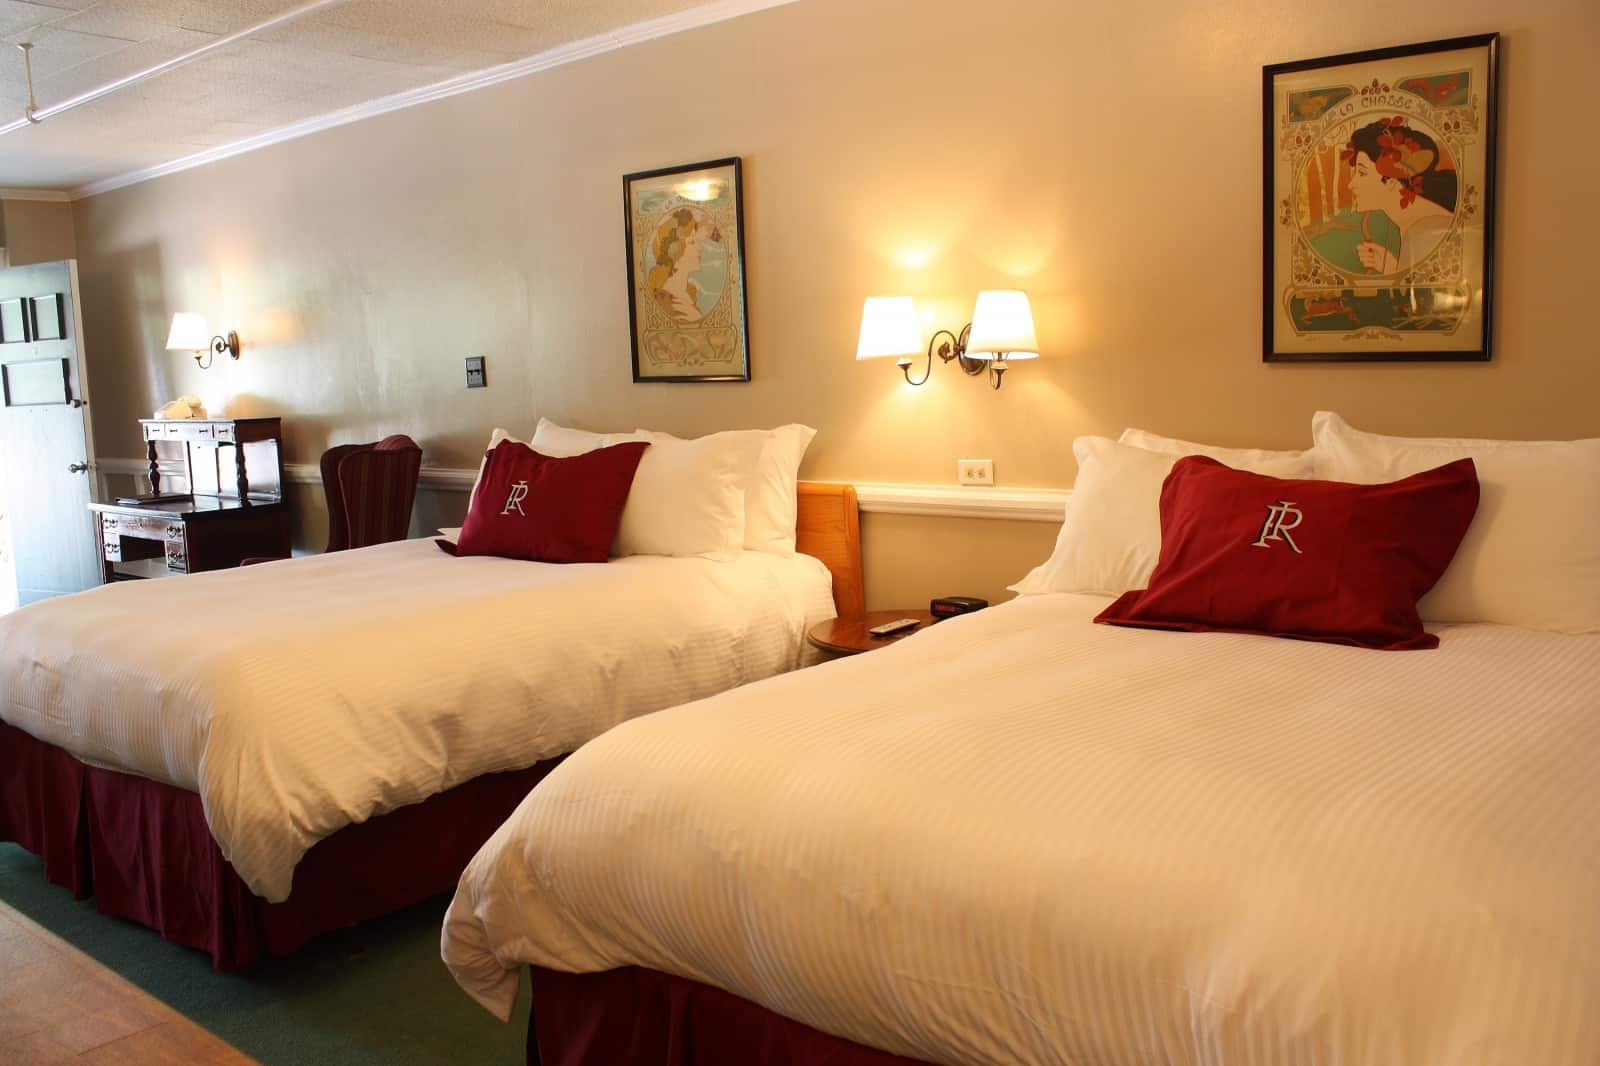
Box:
[442, 440, 649, 563]
[1095, 456, 1479, 650]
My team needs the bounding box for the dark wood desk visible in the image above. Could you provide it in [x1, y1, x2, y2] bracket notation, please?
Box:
[91, 417, 291, 581]
[91, 495, 291, 580]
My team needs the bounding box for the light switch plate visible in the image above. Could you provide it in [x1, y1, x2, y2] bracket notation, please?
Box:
[465, 356, 487, 389]
[958, 459, 994, 485]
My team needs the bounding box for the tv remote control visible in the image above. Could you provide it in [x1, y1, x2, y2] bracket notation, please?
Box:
[867, 617, 921, 638]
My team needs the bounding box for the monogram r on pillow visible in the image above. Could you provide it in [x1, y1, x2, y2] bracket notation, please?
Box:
[1252, 499, 1305, 554]
[446, 440, 650, 564]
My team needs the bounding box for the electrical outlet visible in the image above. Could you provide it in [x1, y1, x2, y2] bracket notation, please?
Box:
[958, 459, 994, 486]
[465, 356, 487, 389]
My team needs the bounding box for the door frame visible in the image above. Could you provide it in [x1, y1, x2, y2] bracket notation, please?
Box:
[63, 262, 100, 501]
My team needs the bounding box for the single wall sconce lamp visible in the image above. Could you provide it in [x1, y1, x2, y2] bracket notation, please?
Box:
[165, 312, 241, 370]
[857, 290, 1038, 390]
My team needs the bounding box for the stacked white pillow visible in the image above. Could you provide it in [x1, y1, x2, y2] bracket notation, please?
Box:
[463, 418, 815, 560]
[1011, 431, 1318, 597]
[607, 428, 746, 559]
[1118, 427, 1318, 473]
[1312, 411, 1600, 632]
[636, 424, 817, 554]
[529, 420, 609, 458]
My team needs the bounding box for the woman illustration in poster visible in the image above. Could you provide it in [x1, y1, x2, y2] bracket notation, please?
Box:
[647, 207, 723, 323]
[1343, 116, 1457, 275]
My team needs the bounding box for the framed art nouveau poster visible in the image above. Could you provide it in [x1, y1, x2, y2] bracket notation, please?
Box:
[623, 157, 750, 382]
[1263, 34, 1498, 362]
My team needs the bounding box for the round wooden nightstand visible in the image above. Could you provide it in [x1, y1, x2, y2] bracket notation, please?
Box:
[807, 610, 938, 658]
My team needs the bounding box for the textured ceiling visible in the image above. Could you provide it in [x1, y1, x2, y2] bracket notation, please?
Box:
[0, 0, 724, 192]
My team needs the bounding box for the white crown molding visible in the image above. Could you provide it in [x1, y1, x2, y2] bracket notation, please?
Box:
[95, 458, 1068, 522]
[0, 188, 73, 202]
[72, 0, 801, 200]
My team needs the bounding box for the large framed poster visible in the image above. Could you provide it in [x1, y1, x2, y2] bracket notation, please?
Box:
[1263, 34, 1498, 362]
[623, 157, 750, 383]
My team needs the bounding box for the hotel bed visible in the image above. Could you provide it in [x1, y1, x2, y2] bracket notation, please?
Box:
[444, 415, 1600, 1066]
[444, 592, 1600, 1065]
[0, 481, 861, 969]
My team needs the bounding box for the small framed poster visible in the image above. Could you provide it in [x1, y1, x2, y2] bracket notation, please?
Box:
[623, 157, 750, 382]
[0, 298, 28, 344]
[1263, 34, 1498, 362]
[29, 294, 65, 341]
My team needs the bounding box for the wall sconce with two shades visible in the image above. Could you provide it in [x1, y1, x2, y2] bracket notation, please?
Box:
[856, 290, 1038, 390]
[165, 313, 241, 370]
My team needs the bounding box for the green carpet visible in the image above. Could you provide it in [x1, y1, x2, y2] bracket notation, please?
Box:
[0, 843, 530, 1064]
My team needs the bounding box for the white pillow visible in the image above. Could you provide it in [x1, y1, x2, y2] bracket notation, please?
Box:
[1312, 411, 1600, 632]
[530, 417, 612, 458]
[747, 424, 817, 553]
[437, 527, 461, 544]
[608, 431, 747, 559]
[1118, 427, 1318, 478]
[1010, 436, 1321, 597]
[639, 425, 817, 553]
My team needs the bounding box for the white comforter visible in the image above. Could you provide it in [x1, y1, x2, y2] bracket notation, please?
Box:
[444, 593, 1600, 1066]
[0, 538, 834, 901]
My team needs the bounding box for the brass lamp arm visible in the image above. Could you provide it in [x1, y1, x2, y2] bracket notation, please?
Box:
[195, 330, 241, 370]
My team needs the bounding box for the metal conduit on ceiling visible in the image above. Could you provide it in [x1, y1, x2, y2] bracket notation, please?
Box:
[1, 0, 354, 139]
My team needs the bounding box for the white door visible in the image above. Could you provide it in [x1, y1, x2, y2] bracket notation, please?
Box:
[0, 260, 100, 609]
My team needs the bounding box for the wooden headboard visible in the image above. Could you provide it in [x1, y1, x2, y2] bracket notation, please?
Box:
[795, 482, 864, 617]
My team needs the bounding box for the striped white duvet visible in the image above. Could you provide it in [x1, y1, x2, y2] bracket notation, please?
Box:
[0, 538, 834, 901]
[444, 592, 1600, 1066]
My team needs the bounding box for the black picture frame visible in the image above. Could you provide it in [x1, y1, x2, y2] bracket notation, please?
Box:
[29, 293, 65, 342]
[1263, 34, 1499, 362]
[623, 157, 751, 383]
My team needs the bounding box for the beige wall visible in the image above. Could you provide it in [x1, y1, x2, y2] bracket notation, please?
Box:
[1, 200, 76, 267]
[68, 0, 1600, 608]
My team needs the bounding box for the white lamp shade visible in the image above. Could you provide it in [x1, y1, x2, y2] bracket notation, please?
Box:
[965, 290, 1039, 360]
[165, 312, 212, 352]
[855, 296, 923, 360]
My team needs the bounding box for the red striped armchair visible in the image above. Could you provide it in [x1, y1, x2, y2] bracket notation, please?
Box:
[242, 435, 422, 566]
[320, 435, 423, 552]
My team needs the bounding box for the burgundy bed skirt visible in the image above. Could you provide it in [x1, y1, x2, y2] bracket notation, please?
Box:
[0, 720, 559, 970]
[528, 965, 939, 1066]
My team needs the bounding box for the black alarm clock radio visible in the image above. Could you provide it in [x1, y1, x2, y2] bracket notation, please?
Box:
[930, 596, 988, 619]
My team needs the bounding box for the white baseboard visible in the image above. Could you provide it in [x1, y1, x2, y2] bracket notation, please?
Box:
[95, 460, 1070, 523]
